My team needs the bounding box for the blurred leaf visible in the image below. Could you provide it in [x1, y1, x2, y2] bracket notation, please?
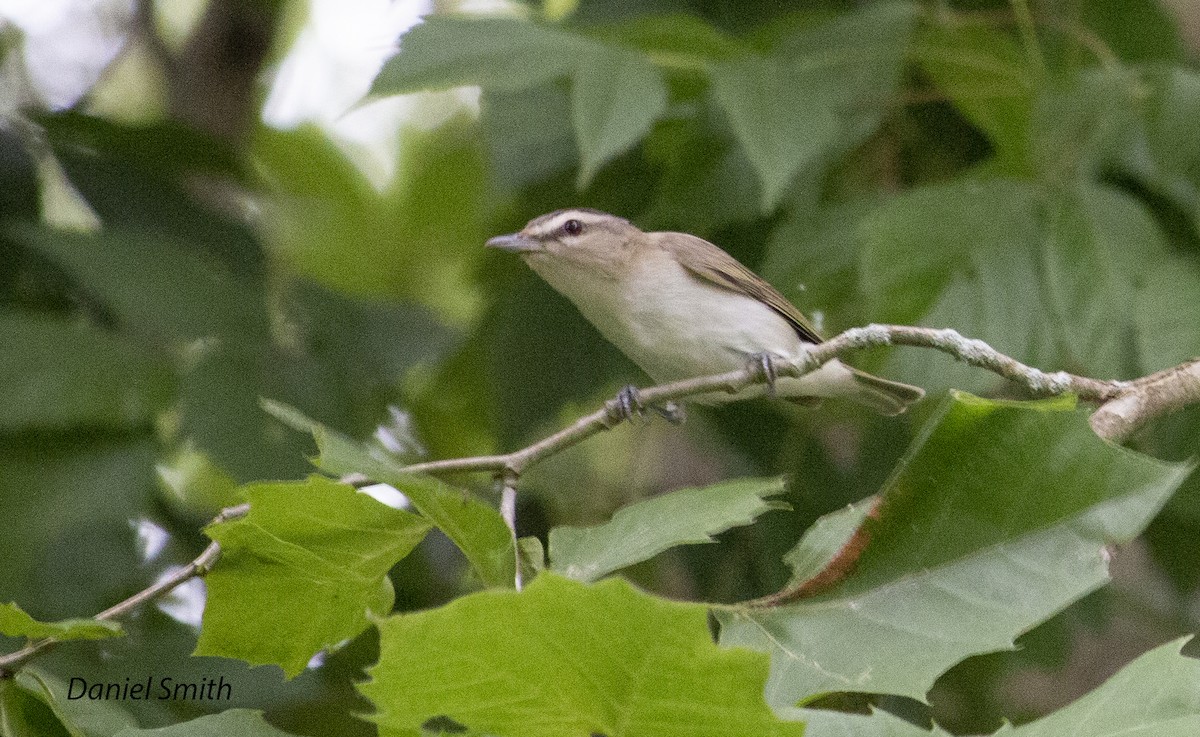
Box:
[1141, 66, 1200, 214]
[709, 54, 838, 211]
[156, 444, 244, 518]
[584, 13, 742, 61]
[1081, 0, 1183, 63]
[549, 476, 787, 582]
[113, 709, 299, 736]
[360, 574, 806, 737]
[1029, 69, 1142, 186]
[1041, 184, 1165, 377]
[0, 678, 71, 737]
[41, 114, 261, 274]
[0, 436, 156, 619]
[0, 312, 174, 433]
[570, 48, 666, 186]
[197, 477, 430, 677]
[717, 393, 1192, 705]
[0, 127, 38, 220]
[256, 121, 486, 324]
[916, 19, 1035, 175]
[760, 197, 882, 331]
[1134, 256, 1200, 370]
[0, 602, 122, 641]
[771, 1, 916, 145]
[13, 669, 138, 737]
[264, 401, 516, 588]
[640, 116, 761, 233]
[860, 178, 1046, 390]
[10, 226, 269, 344]
[371, 16, 591, 96]
[482, 85, 577, 193]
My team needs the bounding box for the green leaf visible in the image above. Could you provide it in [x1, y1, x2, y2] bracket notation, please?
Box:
[113, 709, 299, 736]
[859, 178, 1047, 391]
[0, 312, 175, 433]
[790, 638, 1200, 735]
[0, 602, 122, 641]
[196, 476, 431, 677]
[12, 670, 137, 737]
[0, 677, 71, 737]
[371, 16, 592, 96]
[255, 120, 487, 324]
[1041, 184, 1166, 378]
[360, 574, 807, 737]
[915, 19, 1036, 175]
[1134, 255, 1200, 370]
[584, 13, 742, 62]
[997, 637, 1200, 736]
[549, 477, 787, 582]
[709, 54, 839, 212]
[781, 498, 873, 586]
[263, 401, 516, 588]
[717, 393, 1192, 705]
[570, 48, 666, 186]
[10, 226, 269, 344]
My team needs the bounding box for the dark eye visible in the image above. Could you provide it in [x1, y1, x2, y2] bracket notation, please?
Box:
[563, 219, 583, 236]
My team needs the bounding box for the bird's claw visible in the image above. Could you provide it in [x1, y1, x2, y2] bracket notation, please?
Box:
[608, 384, 644, 424]
[749, 352, 779, 397]
[653, 401, 687, 425]
[605, 387, 687, 426]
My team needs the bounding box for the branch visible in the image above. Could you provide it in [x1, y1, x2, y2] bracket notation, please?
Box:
[0, 504, 247, 678]
[3, 325, 1197, 672]
[1090, 358, 1200, 442]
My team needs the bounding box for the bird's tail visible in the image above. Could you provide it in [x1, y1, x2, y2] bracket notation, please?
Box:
[846, 367, 925, 416]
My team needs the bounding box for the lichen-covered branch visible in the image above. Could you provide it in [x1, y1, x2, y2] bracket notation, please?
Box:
[4, 324, 1197, 673]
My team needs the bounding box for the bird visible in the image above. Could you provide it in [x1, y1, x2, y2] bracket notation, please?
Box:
[486, 208, 924, 415]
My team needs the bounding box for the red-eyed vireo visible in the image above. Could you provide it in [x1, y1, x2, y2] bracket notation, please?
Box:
[486, 208, 924, 415]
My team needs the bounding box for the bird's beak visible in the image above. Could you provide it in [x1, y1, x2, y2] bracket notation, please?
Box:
[485, 233, 542, 253]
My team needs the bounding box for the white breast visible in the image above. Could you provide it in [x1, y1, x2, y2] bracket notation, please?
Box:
[527, 247, 804, 384]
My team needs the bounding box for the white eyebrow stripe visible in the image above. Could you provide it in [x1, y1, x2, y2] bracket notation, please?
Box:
[527, 210, 612, 237]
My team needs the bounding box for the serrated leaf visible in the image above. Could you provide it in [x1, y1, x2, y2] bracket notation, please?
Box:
[371, 16, 592, 96]
[549, 477, 787, 582]
[995, 637, 1200, 736]
[113, 709, 298, 736]
[360, 574, 806, 737]
[570, 48, 666, 186]
[0, 602, 122, 642]
[717, 393, 1192, 705]
[263, 401, 516, 588]
[0, 312, 175, 433]
[196, 477, 430, 677]
[791, 638, 1200, 736]
[709, 54, 839, 212]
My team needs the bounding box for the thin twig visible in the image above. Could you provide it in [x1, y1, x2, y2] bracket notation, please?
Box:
[0, 504, 247, 678]
[4, 325, 1198, 671]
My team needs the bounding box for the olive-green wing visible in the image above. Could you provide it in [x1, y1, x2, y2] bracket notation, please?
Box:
[657, 233, 824, 344]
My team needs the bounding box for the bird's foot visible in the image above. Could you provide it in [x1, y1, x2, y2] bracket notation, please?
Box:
[652, 401, 687, 425]
[605, 387, 687, 426]
[747, 352, 780, 397]
[606, 384, 645, 424]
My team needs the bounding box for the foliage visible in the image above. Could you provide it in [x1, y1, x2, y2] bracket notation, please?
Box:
[1, 1, 1199, 736]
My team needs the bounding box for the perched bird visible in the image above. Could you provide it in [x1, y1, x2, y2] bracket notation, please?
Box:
[486, 208, 924, 415]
